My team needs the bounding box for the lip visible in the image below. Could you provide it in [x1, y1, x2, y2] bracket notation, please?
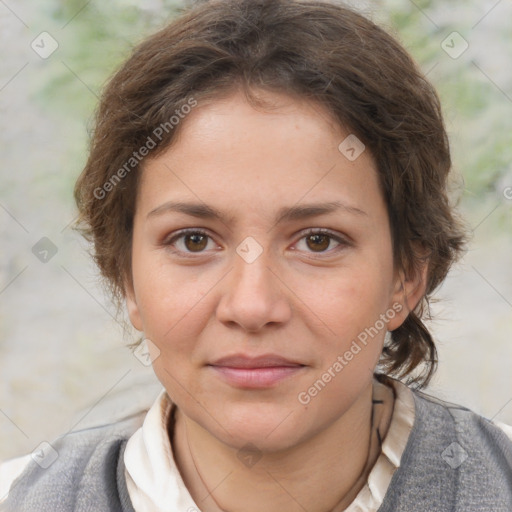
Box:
[210, 354, 304, 368]
[208, 354, 306, 388]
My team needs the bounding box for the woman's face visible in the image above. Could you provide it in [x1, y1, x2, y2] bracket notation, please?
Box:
[127, 89, 411, 451]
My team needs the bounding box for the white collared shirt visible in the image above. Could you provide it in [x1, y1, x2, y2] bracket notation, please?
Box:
[2, 380, 512, 510]
[123, 379, 416, 512]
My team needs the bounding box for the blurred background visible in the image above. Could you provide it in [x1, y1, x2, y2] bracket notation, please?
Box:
[1, 0, 511, 461]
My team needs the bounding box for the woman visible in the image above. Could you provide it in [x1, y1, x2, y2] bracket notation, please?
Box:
[2, 0, 511, 510]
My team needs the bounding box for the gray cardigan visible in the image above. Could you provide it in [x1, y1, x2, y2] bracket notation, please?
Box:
[3, 389, 512, 511]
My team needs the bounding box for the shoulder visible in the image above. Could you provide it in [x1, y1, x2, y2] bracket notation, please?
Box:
[495, 420, 512, 442]
[0, 412, 144, 512]
[380, 382, 512, 512]
[0, 454, 32, 502]
[412, 387, 512, 449]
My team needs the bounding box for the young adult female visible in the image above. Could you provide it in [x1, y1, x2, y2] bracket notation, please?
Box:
[2, 0, 511, 510]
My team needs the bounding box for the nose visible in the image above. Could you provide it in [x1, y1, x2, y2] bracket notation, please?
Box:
[216, 249, 292, 332]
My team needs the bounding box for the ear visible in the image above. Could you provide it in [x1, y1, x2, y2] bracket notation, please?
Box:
[124, 278, 143, 331]
[386, 256, 429, 332]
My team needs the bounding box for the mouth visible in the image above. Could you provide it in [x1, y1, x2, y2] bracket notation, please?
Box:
[208, 354, 306, 388]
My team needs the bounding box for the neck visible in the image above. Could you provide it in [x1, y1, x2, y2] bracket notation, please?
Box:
[171, 380, 393, 512]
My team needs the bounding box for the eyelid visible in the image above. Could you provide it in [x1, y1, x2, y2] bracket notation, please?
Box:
[292, 227, 352, 255]
[162, 227, 351, 257]
[298, 227, 349, 240]
[163, 227, 212, 244]
[162, 228, 221, 257]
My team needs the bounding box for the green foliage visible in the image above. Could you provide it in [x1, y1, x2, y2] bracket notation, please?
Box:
[30, 0, 512, 208]
[27, 0, 185, 200]
[381, 1, 512, 209]
[31, 0, 184, 119]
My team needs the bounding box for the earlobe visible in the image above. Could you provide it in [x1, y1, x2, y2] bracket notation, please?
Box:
[125, 280, 143, 331]
[387, 260, 428, 332]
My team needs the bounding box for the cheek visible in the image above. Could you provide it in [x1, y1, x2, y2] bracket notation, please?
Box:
[136, 266, 212, 401]
[130, 247, 207, 344]
[294, 262, 395, 383]
[302, 262, 393, 337]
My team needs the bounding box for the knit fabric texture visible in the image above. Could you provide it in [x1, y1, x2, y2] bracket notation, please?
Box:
[3, 390, 512, 511]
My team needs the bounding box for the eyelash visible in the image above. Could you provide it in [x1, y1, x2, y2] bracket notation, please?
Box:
[163, 228, 350, 258]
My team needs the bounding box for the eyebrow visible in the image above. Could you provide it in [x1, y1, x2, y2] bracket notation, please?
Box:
[146, 200, 367, 223]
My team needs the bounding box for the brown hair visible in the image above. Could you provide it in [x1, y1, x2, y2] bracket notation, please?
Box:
[74, 0, 467, 387]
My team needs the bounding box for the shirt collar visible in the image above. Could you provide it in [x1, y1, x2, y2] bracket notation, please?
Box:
[124, 379, 415, 512]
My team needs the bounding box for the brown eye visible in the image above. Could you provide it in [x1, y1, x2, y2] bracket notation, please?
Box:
[294, 229, 349, 256]
[164, 229, 216, 256]
[305, 234, 331, 252]
[184, 233, 208, 252]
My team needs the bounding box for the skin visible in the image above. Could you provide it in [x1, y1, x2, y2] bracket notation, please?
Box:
[126, 88, 427, 512]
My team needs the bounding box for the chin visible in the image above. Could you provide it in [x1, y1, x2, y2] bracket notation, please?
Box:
[221, 425, 303, 455]
[205, 402, 308, 453]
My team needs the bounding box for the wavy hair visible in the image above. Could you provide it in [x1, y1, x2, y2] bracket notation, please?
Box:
[74, 0, 468, 387]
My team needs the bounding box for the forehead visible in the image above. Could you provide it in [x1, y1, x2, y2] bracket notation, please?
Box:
[137, 89, 381, 220]
[165, 89, 346, 163]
